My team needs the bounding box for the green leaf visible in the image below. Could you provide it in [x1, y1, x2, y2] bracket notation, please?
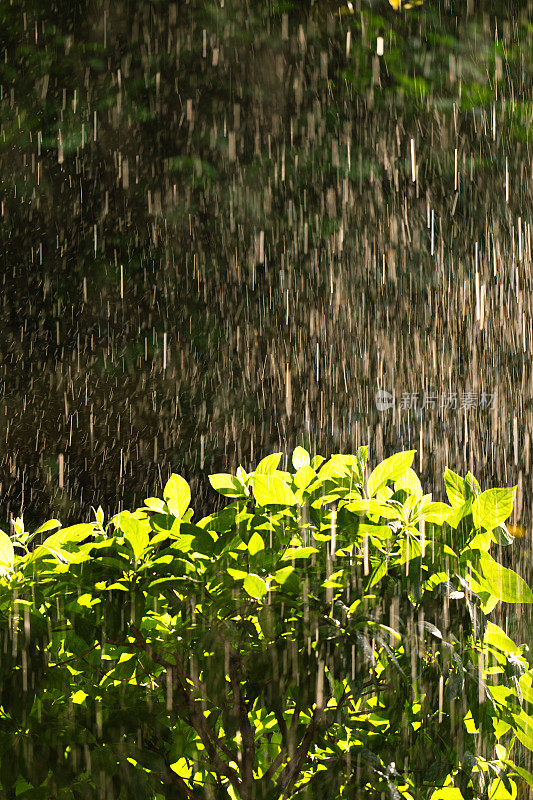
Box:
[272, 566, 294, 584]
[359, 523, 393, 541]
[491, 524, 515, 546]
[208, 473, 246, 497]
[466, 530, 492, 551]
[394, 468, 422, 498]
[253, 474, 298, 506]
[311, 455, 326, 470]
[472, 487, 516, 532]
[39, 523, 96, 555]
[227, 568, 248, 581]
[420, 502, 453, 524]
[255, 453, 282, 474]
[236, 466, 248, 484]
[0, 531, 14, 573]
[366, 560, 388, 589]
[443, 468, 466, 509]
[344, 498, 397, 518]
[503, 761, 533, 792]
[32, 519, 61, 535]
[510, 709, 533, 751]
[143, 497, 167, 512]
[471, 551, 533, 603]
[357, 445, 369, 466]
[248, 532, 265, 556]
[293, 465, 317, 489]
[484, 621, 518, 656]
[279, 546, 318, 561]
[164, 474, 191, 518]
[446, 498, 472, 529]
[367, 451, 416, 497]
[243, 573, 267, 599]
[118, 512, 149, 560]
[319, 454, 359, 480]
[292, 446, 310, 470]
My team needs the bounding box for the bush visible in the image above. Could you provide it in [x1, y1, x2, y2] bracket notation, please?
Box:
[0, 447, 532, 800]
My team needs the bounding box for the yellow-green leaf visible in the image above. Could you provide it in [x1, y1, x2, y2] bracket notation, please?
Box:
[253, 474, 298, 506]
[472, 487, 516, 532]
[0, 531, 14, 573]
[164, 474, 191, 518]
[118, 512, 149, 560]
[293, 464, 317, 490]
[367, 451, 416, 498]
[511, 709, 533, 751]
[292, 446, 310, 470]
[272, 566, 294, 584]
[208, 473, 246, 498]
[279, 546, 318, 561]
[255, 453, 282, 475]
[243, 573, 267, 599]
[248, 532, 265, 556]
[32, 519, 61, 535]
[471, 551, 533, 604]
[420, 502, 453, 524]
[395, 467, 423, 498]
[484, 621, 518, 656]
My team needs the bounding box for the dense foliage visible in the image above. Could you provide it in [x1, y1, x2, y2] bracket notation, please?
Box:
[0, 448, 532, 799]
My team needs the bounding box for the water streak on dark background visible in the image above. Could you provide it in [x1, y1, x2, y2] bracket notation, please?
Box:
[0, 0, 532, 601]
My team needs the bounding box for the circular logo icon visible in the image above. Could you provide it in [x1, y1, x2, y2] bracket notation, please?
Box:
[375, 390, 394, 412]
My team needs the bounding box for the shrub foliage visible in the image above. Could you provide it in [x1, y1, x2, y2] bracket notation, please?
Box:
[0, 447, 532, 800]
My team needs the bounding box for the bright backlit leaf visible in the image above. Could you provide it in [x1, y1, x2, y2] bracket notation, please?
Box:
[470, 551, 533, 604]
[164, 474, 191, 518]
[255, 453, 282, 475]
[443, 468, 465, 509]
[253, 474, 298, 506]
[367, 451, 416, 497]
[208, 473, 246, 497]
[472, 487, 516, 532]
[395, 467, 423, 497]
[118, 512, 149, 560]
[0, 531, 14, 574]
[248, 531, 265, 556]
[243, 573, 267, 599]
[292, 446, 310, 470]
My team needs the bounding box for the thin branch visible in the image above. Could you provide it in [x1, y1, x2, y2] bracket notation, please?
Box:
[276, 710, 322, 798]
[129, 623, 243, 797]
[229, 656, 255, 795]
[263, 705, 301, 783]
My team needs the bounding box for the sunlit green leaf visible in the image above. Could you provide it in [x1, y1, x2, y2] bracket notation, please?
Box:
[292, 446, 310, 470]
[248, 531, 265, 556]
[164, 474, 191, 518]
[395, 467, 423, 498]
[32, 519, 61, 535]
[243, 573, 267, 599]
[253, 474, 298, 506]
[443, 468, 465, 509]
[470, 551, 533, 603]
[0, 531, 14, 573]
[118, 512, 150, 560]
[255, 453, 283, 474]
[472, 487, 516, 532]
[420, 501, 453, 524]
[208, 473, 246, 497]
[279, 546, 318, 561]
[367, 451, 416, 497]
